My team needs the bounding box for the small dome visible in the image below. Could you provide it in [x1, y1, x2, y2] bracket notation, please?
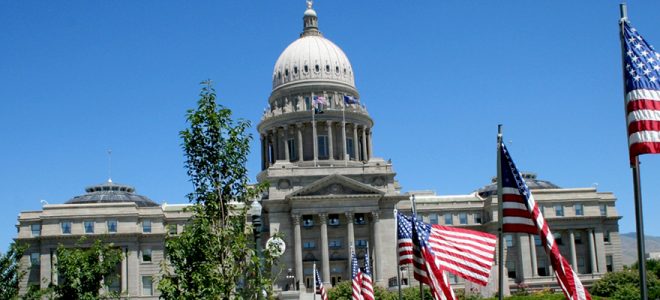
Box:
[272, 35, 355, 90]
[304, 8, 317, 17]
[476, 172, 560, 198]
[65, 181, 159, 207]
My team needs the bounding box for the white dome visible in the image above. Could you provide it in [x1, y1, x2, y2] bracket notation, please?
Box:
[272, 35, 355, 90]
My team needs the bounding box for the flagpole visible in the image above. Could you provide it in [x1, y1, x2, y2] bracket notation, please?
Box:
[496, 124, 504, 300]
[313, 262, 317, 300]
[619, 4, 648, 300]
[409, 194, 423, 300]
[343, 96, 347, 166]
[394, 207, 402, 300]
[312, 93, 317, 167]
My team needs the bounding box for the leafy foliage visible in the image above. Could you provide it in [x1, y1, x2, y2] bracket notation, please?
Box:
[0, 242, 27, 300]
[51, 238, 123, 300]
[326, 280, 397, 300]
[158, 81, 273, 299]
[591, 268, 660, 300]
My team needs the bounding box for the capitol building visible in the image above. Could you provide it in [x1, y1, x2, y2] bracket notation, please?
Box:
[15, 2, 623, 299]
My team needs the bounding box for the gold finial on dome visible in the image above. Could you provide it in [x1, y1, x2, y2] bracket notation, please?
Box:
[307, 0, 313, 9]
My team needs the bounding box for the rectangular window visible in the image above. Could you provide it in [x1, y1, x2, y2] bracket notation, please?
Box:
[31, 224, 41, 237]
[540, 205, 545, 215]
[537, 257, 548, 276]
[288, 138, 297, 161]
[444, 213, 453, 225]
[506, 260, 516, 279]
[575, 204, 584, 216]
[578, 256, 586, 274]
[346, 138, 355, 160]
[459, 213, 468, 225]
[604, 230, 611, 243]
[142, 220, 152, 233]
[600, 204, 607, 216]
[318, 135, 328, 158]
[606, 255, 613, 272]
[354, 213, 366, 225]
[305, 97, 311, 110]
[429, 213, 439, 225]
[355, 239, 368, 248]
[142, 248, 152, 262]
[328, 214, 340, 226]
[505, 234, 514, 248]
[303, 240, 316, 249]
[84, 221, 94, 234]
[142, 276, 153, 296]
[303, 215, 314, 227]
[575, 232, 583, 244]
[168, 224, 177, 235]
[30, 252, 40, 266]
[449, 273, 458, 284]
[534, 235, 542, 246]
[554, 232, 563, 245]
[555, 204, 564, 217]
[107, 220, 118, 233]
[61, 221, 72, 234]
[474, 213, 482, 224]
[329, 239, 342, 248]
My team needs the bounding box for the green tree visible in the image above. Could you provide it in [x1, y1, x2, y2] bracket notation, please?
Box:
[327, 280, 396, 300]
[591, 268, 660, 300]
[51, 238, 123, 300]
[158, 81, 273, 299]
[0, 242, 27, 300]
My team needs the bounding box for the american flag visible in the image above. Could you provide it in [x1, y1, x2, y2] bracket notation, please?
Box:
[621, 20, 660, 160]
[397, 212, 496, 286]
[315, 267, 328, 300]
[361, 244, 374, 300]
[411, 214, 457, 300]
[397, 212, 414, 265]
[500, 142, 591, 300]
[351, 248, 363, 300]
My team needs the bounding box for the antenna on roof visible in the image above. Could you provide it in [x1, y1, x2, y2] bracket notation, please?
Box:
[107, 149, 113, 183]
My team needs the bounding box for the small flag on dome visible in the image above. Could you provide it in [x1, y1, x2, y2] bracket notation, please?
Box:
[344, 95, 359, 104]
[313, 96, 326, 114]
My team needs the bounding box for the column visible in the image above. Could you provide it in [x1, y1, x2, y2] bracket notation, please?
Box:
[269, 130, 276, 163]
[313, 121, 318, 163]
[588, 229, 597, 273]
[122, 247, 128, 292]
[594, 228, 607, 273]
[529, 234, 538, 276]
[292, 214, 304, 289]
[326, 121, 334, 160]
[361, 127, 368, 161]
[274, 128, 280, 162]
[346, 212, 355, 276]
[296, 124, 304, 162]
[319, 213, 330, 284]
[372, 211, 383, 283]
[260, 134, 265, 169]
[342, 121, 347, 161]
[352, 125, 359, 160]
[283, 126, 290, 162]
[368, 129, 374, 159]
[569, 230, 578, 271]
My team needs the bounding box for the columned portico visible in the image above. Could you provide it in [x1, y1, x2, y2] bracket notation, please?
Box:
[588, 228, 598, 273]
[529, 234, 538, 276]
[569, 230, 578, 271]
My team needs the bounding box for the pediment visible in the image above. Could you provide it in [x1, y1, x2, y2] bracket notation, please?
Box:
[287, 174, 385, 198]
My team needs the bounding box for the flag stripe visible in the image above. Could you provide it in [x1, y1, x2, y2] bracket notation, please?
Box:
[628, 120, 660, 134]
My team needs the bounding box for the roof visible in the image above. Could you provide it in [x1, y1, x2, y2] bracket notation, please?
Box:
[65, 180, 159, 207]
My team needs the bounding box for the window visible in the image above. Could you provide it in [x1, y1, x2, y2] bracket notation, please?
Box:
[288, 138, 297, 161]
[575, 204, 584, 216]
[540, 205, 545, 215]
[346, 138, 355, 160]
[429, 213, 439, 225]
[328, 214, 340, 226]
[142, 248, 152, 262]
[329, 239, 342, 248]
[575, 232, 583, 244]
[315, 64, 320, 72]
[142, 220, 152, 233]
[303, 215, 314, 227]
[537, 257, 548, 276]
[354, 213, 366, 225]
[554, 204, 564, 217]
[142, 276, 153, 296]
[356, 239, 368, 248]
[534, 235, 542, 246]
[83, 221, 94, 233]
[107, 220, 117, 233]
[578, 256, 586, 274]
[505, 234, 514, 248]
[61, 221, 72, 234]
[474, 213, 482, 224]
[604, 230, 611, 243]
[318, 135, 328, 158]
[168, 224, 177, 235]
[304, 65, 309, 73]
[30, 252, 40, 266]
[31, 224, 41, 237]
[449, 273, 458, 284]
[554, 232, 563, 245]
[459, 213, 468, 225]
[506, 260, 516, 278]
[331, 266, 343, 274]
[600, 204, 607, 216]
[303, 240, 316, 249]
[444, 213, 453, 225]
[606, 255, 613, 272]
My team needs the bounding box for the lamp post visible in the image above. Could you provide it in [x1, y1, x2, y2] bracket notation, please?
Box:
[249, 200, 263, 300]
[286, 268, 295, 291]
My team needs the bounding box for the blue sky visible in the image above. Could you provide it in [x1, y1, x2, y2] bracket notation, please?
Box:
[2, 1, 660, 251]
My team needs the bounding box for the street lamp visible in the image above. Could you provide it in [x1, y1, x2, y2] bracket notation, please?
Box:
[286, 268, 295, 291]
[249, 200, 263, 300]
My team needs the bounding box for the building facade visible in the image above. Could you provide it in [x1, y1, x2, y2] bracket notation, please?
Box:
[16, 180, 191, 299]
